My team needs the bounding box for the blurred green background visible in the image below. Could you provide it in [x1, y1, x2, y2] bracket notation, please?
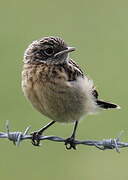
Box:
[0, 0, 127, 179]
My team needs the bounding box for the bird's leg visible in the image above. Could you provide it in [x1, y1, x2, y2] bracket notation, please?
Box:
[31, 120, 56, 146]
[65, 121, 78, 150]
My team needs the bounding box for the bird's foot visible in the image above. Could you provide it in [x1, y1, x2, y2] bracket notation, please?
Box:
[31, 131, 42, 146]
[65, 136, 77, 150]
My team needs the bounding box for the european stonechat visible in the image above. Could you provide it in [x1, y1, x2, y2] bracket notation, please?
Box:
[22, 36, 120, 149]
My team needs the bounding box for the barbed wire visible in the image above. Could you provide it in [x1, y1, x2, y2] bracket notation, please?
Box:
[1, 121, 128, 152]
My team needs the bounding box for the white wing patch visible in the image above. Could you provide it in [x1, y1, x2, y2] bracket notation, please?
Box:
[69, 76, 99, 115]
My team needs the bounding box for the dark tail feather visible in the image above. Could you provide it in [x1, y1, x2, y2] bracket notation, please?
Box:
[96, 100, 120, 109]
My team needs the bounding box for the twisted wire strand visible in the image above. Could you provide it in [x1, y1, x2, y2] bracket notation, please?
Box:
[1, 121, 128, 152]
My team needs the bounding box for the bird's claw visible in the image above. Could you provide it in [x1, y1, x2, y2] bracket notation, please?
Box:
[31, 131, 42, 146]
[65, 137, 77, 150]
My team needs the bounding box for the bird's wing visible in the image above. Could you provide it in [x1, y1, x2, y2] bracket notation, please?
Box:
[67, 59, 119, 109]
[68, 59, 99, 99]
[68, 59, 84, 78]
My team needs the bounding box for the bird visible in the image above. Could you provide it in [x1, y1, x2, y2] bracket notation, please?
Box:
[22, 36, 120, 149]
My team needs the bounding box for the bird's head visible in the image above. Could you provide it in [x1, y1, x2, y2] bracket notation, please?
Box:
[24, 36, 75, 64]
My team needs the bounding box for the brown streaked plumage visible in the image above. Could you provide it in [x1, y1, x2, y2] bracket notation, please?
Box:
[22, 36, 120, 149]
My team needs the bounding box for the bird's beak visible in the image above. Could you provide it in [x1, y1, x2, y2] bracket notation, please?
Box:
[54, 47, 76, 58]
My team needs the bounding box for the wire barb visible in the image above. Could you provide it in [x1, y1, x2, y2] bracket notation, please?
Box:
[5, 121, 31, 146]
[0, 122, 128, 152]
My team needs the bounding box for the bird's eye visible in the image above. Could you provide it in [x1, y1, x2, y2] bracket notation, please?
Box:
[44, 47, 54, 56]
